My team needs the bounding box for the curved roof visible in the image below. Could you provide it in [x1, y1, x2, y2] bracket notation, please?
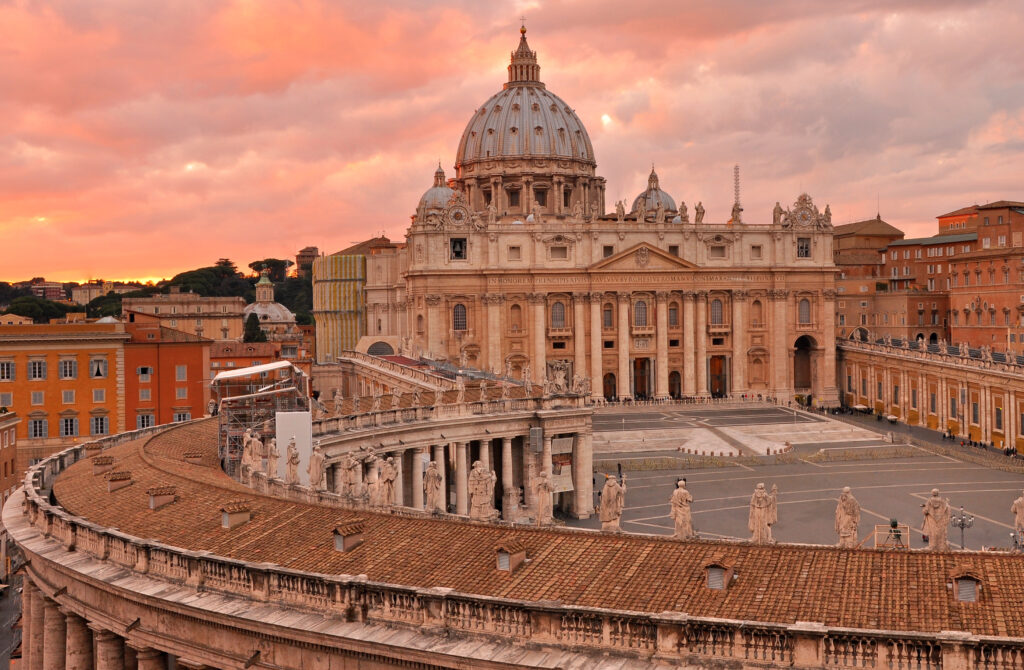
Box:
[631, 168, 677, 213]
[418, 165, 454, 211]
[243, 300, 295, 324]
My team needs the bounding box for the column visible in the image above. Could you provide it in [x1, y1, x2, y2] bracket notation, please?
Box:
[617, 293, 631, 400]
[392, 453, 404, 506]
[772, 290, 790, 398]
[573, 294, 587, 385]
[43, 599, 67, 670]
[479, 439, 491, 471]
[571, 431, 594, 518]
[696, 291, 708, 396]
[1009, 390, 1017, 451]
[132, 649, 163, 670]
[411, 447, 426, 509]
[432, 444, 446, 510]
[682, 292, 696, 395]
[64, 610, 93, 670]
[485, 294, 503, 372]
[821, 289, 838, 403]
[522, 435, 536, 511]
[589, 293, 604, 401]
[455, 441, 469, 515]
[28, 581, 44, 670]
[425, 295, 443, 358]
[22, 580, 36, 670]
[92, 629, 124, 670]
[542, 433, 553, 477]
[530, 293, 547, 385]
[655, 292, 669, 399]
[501, 437, 516, 519]
[732, 290, 746, 395]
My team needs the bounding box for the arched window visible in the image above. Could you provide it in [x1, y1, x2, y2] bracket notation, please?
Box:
[603, 303, 614, 329]
[668, 303, 679, 326]
[798, 298, 811, 325]
[416, 314, 424, 333]
[510, 304, 523, 331]
[376, 318, 382, 333]
[710, 299, 723, 325]
[551, 301, 566, 328]
[452, 303, 467, 331]
[634, 300, 648, 326]
[750, 300, 763, 327]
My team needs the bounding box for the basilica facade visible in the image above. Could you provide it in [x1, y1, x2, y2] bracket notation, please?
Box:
[349, 27, 839, 404]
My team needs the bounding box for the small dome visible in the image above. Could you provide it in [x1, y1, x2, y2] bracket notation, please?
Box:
[243, 301, 296, 324]
[418, 164, 455, 210]
[631, 168, 677, 213]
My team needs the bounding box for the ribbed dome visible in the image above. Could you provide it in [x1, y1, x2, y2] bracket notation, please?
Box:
[418, 164, 455, 210]
[455, 29, 595, 168]
[244, 301, 296, 324]
[631, 168, 677, 213]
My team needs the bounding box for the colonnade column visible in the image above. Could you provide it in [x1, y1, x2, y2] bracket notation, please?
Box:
[1009, 390, 1017, 450]
[411, 447, 426, 509]
[28, 580, 44, 670]
[392, 454, 404, 506]
[695, 291, 708, 396]
[655, 292, 669, 399]
[425, 295, 442, 358]
[64, 611, 93, 670]
[589, 293, 604, 401]
[479, 439, 491, 471]
[501, 437, 517, 520]
[572, 431, 594, 518]
[92, 628, 124, 670]
[132, 649, 164, 670]
[530, 293, 547, 385]
[822, 289, 838, 402]
[485, 294, 503, 373]
[542, 434, 553, 477]
[432, 444, 446, 510]
[42, 598, 66, 670]
[771, 290, 790, 399]
[455, 441, 469, 515]
[732, 290, 746, 394]
[573, 294, 587, 384]
[617, 292, 631, 400]
[682, 292, 696, 395]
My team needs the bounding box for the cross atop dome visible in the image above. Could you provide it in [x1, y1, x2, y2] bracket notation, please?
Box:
[507, 23, 542, 88]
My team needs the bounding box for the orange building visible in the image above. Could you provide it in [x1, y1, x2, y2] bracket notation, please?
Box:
[125, 322, 212, 428]
[0, 410, 19, 505]
[0, 323, 128, 474]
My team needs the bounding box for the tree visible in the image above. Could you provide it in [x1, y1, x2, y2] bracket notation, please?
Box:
[248, 258, 294, 283]
[3, 296, 78, 323]
[243, 313, 267, 342]
[0, 282, 31, 308]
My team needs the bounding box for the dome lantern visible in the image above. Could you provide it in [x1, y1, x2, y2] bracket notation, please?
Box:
[506, 25, 542, 88]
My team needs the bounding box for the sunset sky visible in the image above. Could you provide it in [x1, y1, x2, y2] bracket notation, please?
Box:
[3, 0, 1023, 283]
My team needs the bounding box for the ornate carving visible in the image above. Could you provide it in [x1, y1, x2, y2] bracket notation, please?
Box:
[655, 291, 670, 303]
[636, 247, 650, 267]
[822, 288, 837, 299]
[780, 193, 831, 230]
[617, 292, 632, 304]
[527, 293, 547, 305]
[424, 294, 442, 306]
[732, 289, 747, 300]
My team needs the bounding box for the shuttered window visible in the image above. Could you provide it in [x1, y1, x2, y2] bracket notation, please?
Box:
[707, 567, 725, 590]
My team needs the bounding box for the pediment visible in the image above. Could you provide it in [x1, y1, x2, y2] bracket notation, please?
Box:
[590, 243, 698, 271]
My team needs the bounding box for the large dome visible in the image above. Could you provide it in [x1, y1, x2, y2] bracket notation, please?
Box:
[455, 28, 595, 169]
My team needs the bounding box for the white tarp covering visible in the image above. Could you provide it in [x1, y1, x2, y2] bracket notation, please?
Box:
[213, 360, 294, 382]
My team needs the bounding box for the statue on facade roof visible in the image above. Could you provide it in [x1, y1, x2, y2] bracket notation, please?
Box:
[748, 482, 777, 544]
[694, 201, 705, 224]
[425, 460, 444, 513]
[308, 442, 326, 491]
[455, 376, 466, 404]
[922, 488, 951, 551]
[285, 437, 300, 486]
[731, 202, 743, 224]
[478, 378, 488, 400]
[341, 451, 360, 498]
[486, 201, 497, 226]
[824, 204, 832, 225]
[835, 486, 860, 548]
[379, 457, 398, 507]
[505, 359, 514, 378]
[670, 480, 694, 539]
[469, 460, 498, 520]
[678, 201, 688, 223]
[534, 470, 554, 525]
[655, 201, 665, 224]
[571, 201, 583, 222]
[599, 474, 626, 531]
[265, 438, 279, 480]
[615, 199, 625, 223]
[773, 202, 784, 226]
[523, 364, 533, 394]
[531, 203, 544, 224]
[332, 388, 344, 416]
[635, 196, 647, 223]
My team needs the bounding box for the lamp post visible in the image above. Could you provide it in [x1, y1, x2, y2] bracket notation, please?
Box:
[951, 505, 974, 549]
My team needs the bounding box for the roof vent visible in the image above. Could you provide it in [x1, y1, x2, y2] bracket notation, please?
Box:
[183, 451, 204, 465]
[495, 538, 527, 573]
[221, 501, 252, 529]
[333, 519, 365, 553]
[106, 471, 132, 492]
[92, 456, 115, 476]
[147, 486, 177, 510]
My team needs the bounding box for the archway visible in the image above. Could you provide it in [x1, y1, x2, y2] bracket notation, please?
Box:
[794, 335, 815, 391]
[633, 358, 651, 400]
[850, 327, 869, 342]
[709, 356, 728, 398]
[929, 332, 939, 344]
[916, 333, 925, 343]
[367, 341, 395, 356]
[669, 371, 681, 399]
[603, 373, 617, 401]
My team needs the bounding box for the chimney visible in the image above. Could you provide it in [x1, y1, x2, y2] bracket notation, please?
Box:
[147, 486, 177, 510]
[494, 538, 527, 573]
[221, 501, 252, 529]
[333, 519, 365, 553]
[106, 471, 132, 492]
[183, 451, 204, 465]
[92, 456, 115, 476]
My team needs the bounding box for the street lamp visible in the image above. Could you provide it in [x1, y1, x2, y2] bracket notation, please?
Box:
[951, 505, 974, 549]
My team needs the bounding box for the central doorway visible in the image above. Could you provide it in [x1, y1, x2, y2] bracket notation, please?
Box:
[633, 357, 651, 400]
[709, 355, 728, 398]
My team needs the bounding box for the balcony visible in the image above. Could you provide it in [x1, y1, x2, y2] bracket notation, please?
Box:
[631, 325, 655, 336]
[547, 327, 573, 338]
[707, 323, 731, 335]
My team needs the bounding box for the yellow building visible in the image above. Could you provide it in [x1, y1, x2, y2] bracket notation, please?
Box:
[122, 287, 246, 340]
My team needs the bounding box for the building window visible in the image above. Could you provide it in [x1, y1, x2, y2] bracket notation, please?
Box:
[62, 390, 75, 404]
[137, 414, 155, 429]
[603, 304, 614, 329]
[452, 303, 467, 331]
[508, 246, 522, 261]
[911, 389, 918, 409]
[450, 238, 467, 260]
[847, 375, 853, 392]
[140, 388, 151, 402]
[634, 300, 648, 327]
[175, 364, 187, 381]
[0, 392, 10, 407]
[707, 566, 726, 590]
[60, 417, 78, 438]
[709, 245, 726, 259]
[563, 190, 571, 209]
[509, 304, 522, 331]
[751, 245, 763, 259]
[90, 417, 109, 436]
[93, 389, 105, 403]
[893, 385, 899, 404]
[668, 245, 679, 257]
[996, 407, 1003, 431]
[90, 358, 108, 379]
[175, 387, 188, 400]
[668, 304, 679, 326]
[972, 402, 979, 424]
[173, 412, 191, 423]
[877, 381, 883, 400]
[710, 299, 723, 325]
[603, 245, 614, 258]
[861, 379, 867, 395]
[930, 393, 936, 413]
[59, 359, 77, 379]
[533, 188, 547, 207]
[28, 360, 46, 380]
[956, 578, 979, 602]
[29, 419, 47, 439]
[0, 361, 12, 381]
[550, 301, 567, 329]
[798, 299, 811, 325]
[507, 189, 520, 208]
[550, 246, 568, 259]
[31, 391, 44, 406]
[797, 238, 811, 258]
[416, 314, 424, 333]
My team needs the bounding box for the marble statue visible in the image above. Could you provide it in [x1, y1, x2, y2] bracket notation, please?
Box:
[371, 394, 381, 412]
[412, 388, 422, 406]
[835, 486, 860, 548]
[469, 461, 497, 520]
[635, 197, 647, 223]
[922, 488, 951, 550]
[333, 388, 344, 416]
[341, 452, 360, 497]
[599, 475, 626, 532]
[534, 470, 554, 525]
[308, 442, 326, 491]
[731, 202, 743, 224]
[1011, 490, 1024, 536]
[748, 482, 777, 543]
[571, 201, 583, 221]
[523, 364, 532, 394]
[265, 438, 279, 479]
[670, 480, 694, 539]
[285, 437, 300, 486]
[824, 204, 832, 225]
[240, 429, 254, 470]
[424, 461, 444, 513]
[390, 392, 401, 410]
[366, 457, 382, 507]
[615, 200, 625, 223]
[379, 457, 398, 507]
[459, 349, 468, 369]
[505, 360, 514, 378]
[678, 201, 688, 223]
[455, 376, 465, 404]
[694, 201, 705, 224]
[486, 201, 497, 226]
[351, 391, 361, 413]
[654, 201, 665, 224]
[591, 195, 600, 219]
[478, 378, 488, 400]
[531, 203, 543, 224]
[773, 201, 784, 226]
[249, 432, 263, 469]
[501, 380, 510, 399]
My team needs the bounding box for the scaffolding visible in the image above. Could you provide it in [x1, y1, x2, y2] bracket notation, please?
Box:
[211, 361, 311, 478]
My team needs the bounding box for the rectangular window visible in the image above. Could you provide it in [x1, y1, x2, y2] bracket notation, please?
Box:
[751, 245, 763, 259]
[59, 359, 77, 379]
[31, 391, 44, 406]
[930, 393, 936, 413]
[603, 245, 614, 258]
[797, 238, 810, 258]
[508, 245, 521, 261]
[0, 392, 11, 407]
[173, 412, 191, 423]
[950, 397, 957, 417]
[90, 416, 109, 436]
[175, 387, 188, 399]
[603, 340, 614, 349]
[28, 360, 46, 380]
[893, 385, 899, 404]
[507, 189, 520, 208]
[139, 388, 151, 401]
[136, 414, 155, 429]
[668, 245, 679, 257]
[847, 375, 853, 392]
[0, 361, 12, 381]
[449, 237, 467, 260]
[62, 390, 75, 404]
[93, 388, 105, 403]
[709, 245, 726, 259]
[861, 379, 867, 395]
[89, 358, 108, 379]
[996, 407, 1003, 431]
[972, 402, 979, 424]
[60, 417, 78, 438]
[877, 381, 882, 399]
[999, 235, 1007, 247]
[175, 364, 187, 381]
[533, 188, 547, 207]
[29, 419, 47, 439]
[550, 246, 568, 259]
[911, 389, 917, 409]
